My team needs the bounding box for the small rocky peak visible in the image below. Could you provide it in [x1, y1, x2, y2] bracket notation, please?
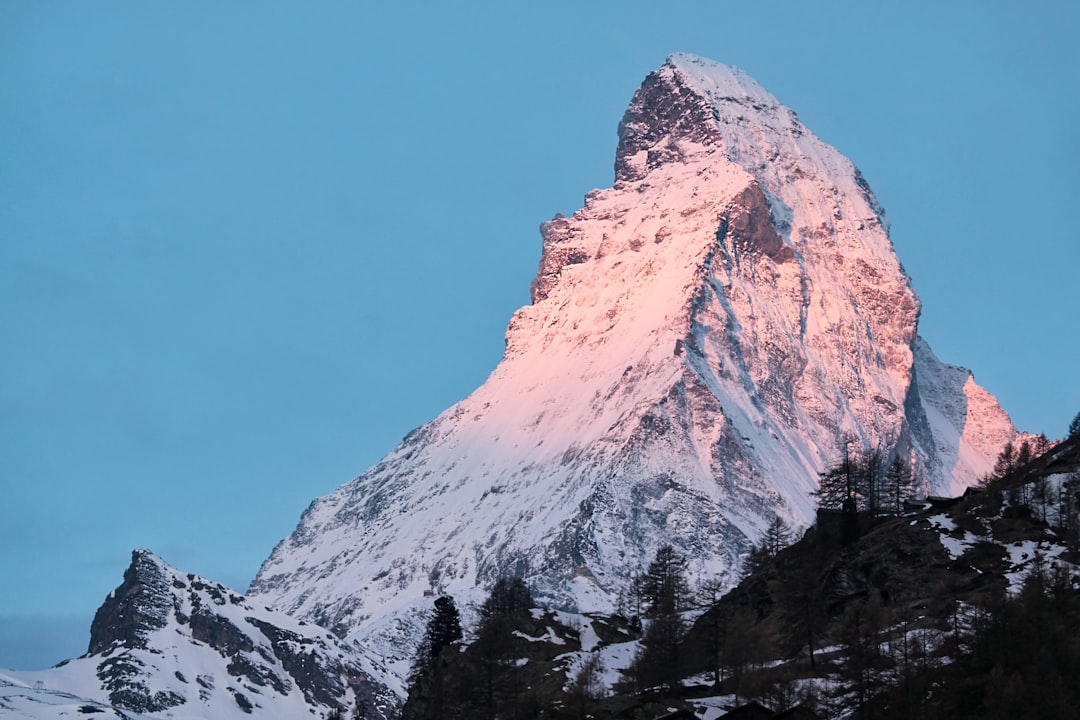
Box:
[88, 548, 175, 655]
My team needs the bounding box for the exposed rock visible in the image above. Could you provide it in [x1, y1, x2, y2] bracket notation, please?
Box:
[88, 549, 171, 655]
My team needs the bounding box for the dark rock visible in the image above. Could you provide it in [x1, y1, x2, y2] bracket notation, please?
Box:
[615, 61, 722, 184]
[98, 655, 185, 713]
[88, 549, 173, 655]
[189, 607, 254, 656]
[232, 688, 253, 713]
[718, 184, 793, 263]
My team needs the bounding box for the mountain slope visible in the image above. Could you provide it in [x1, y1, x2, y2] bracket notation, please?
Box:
[249, 53, 1015, 668]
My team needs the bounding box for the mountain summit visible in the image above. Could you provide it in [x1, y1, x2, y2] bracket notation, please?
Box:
[249, 54, 1015, 655]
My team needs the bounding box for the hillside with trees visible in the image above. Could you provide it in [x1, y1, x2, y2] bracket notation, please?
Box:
[395, 434, 1080, 719]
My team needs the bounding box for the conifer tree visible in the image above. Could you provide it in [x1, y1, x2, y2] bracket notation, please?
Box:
[478, 577, 533, 625]
[1057, 471, 1080, 548]
[862, 449, 885, 517]
[428, 596, 463, 659]
[885, 455, 914, 515]
[624, 546, 690, 693]
[815, 444, 865, 542]
[993, 442, 1017, 478]
[403, 595, 463, 720]
[1016, 439, 1033, 468]
[696, 579, 729, 686]
[635, 545, 690, 616]
[762, 516, 794, 556]
[1032, 475, 1053, 523]
[472, 577, 535, 720]
[814, 446, 861, 513]
[625, 611, 685, 692]
[567, 652, 606, 717]
[1029, 433, 1052, 455]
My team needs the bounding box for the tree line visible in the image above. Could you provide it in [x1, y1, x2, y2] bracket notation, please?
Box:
[402, 577, 541, 720]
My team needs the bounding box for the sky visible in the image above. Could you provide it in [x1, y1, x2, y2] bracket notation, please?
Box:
[2, 2, 1077, 670]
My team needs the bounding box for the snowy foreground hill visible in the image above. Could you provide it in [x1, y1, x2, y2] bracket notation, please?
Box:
[0, 549, 399, 719]
[249, 53, 1015, 660]
[3, 54, 1020, 717]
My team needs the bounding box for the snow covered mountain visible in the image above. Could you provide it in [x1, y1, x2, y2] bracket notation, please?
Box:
[1, 549, 398, 720]
[249, 53, 1015, 667]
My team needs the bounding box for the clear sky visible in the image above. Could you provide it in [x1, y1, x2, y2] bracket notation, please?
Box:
[2, 2, 1077, 670]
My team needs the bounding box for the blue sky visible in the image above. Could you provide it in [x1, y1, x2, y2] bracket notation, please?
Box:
[2, 2, 1077, 669]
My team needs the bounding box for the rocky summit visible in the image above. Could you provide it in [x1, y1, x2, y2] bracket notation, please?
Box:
[248, 53, 1015, 673]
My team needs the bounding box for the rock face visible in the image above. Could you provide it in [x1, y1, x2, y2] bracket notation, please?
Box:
[30, 549, 399, 719]
[89, 548, 174, 656]
[249, 53, 1016, 674]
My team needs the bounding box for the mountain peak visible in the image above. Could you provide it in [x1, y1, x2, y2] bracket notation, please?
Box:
[88, 548, 173, 656]
[666, 53, 779, 108]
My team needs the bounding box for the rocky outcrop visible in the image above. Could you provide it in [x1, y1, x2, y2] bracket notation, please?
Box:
[88, 549, 172, 656]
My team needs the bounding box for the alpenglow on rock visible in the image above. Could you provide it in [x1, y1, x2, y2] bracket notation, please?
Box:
[250, 54, 1015, 647]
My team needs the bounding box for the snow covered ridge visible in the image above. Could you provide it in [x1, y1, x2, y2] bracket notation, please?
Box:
[248, 53, 1016, 676]
[1, 549, 398, 720]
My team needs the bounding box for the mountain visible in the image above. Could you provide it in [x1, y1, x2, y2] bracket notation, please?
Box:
[248, 51, 1016, 667]
[0, 549, 398, 720]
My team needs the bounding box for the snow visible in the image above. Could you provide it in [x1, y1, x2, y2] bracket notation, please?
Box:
[513, 627, 567, 645]
[548, 610, 603, 652]
[566, 573, 616, 615]
[939, 533, 971, 560]
[0, 673, 156, 720]
[577, 621, 601, 653]
[668, 53, 781, 110]
[929, 513, 957, 531]
[1003, 539, 1070, 593]
[924, 509, 1077, 595]
[0, 52, 1038, 719]
[595, 641, 638, 694]
[911, 338, 1015, 493]
[694, 695, 739, 720]
[927, 513, 980, 561]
